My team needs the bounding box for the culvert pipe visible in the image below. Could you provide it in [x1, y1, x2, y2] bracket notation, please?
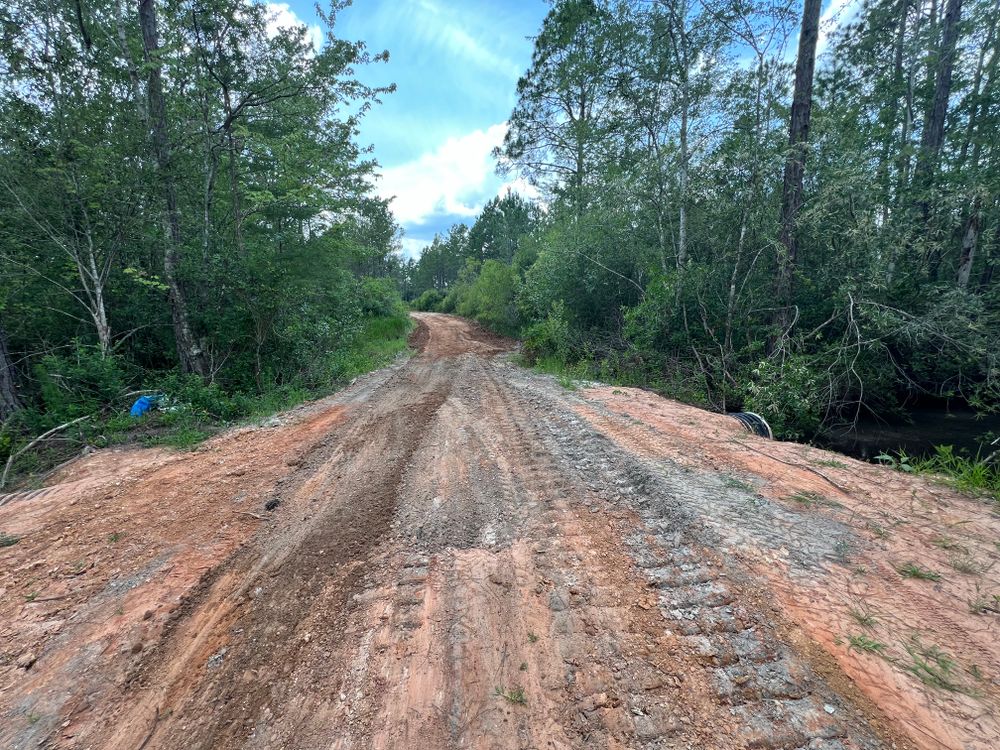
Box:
[729, 411, 773, 439]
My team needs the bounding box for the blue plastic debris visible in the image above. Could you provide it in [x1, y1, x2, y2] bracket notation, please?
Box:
[130, 394, 164, 418]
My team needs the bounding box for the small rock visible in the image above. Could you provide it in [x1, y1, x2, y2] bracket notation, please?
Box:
[824, 704, 836, 715]
[16, 652, 36, 670]
[143, 610, 154, 621]
[207, 647, 227, 669]
[130, 642, 143, 654]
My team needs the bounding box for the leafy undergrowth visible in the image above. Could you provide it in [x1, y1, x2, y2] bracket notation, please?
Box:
[877, 445, 1000, 505]
[0, 313, 413, 491]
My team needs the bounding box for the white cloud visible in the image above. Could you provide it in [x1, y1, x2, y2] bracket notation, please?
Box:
[438, 25, 522, 78]
[400, 238, 428, 259]
[376, 123, 508, 227]
[817, 0, 864, 57]
[265, 2, 323, 51]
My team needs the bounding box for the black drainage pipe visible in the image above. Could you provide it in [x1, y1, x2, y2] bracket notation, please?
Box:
[729, 411, 773, 439]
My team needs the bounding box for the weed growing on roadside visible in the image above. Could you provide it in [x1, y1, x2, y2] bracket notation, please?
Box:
[790, 490, 826, 508]
[847, 634, 887, 655]
[107, 531, 124, 544]
[897, 562, 942, 581]
[903, 638, 968, 693]
[849, 608, 877, 628]
[723, 476, 754, 492]
[948, 554, 982, 576]
[0, 531, 20, 548]
[968, 587, 1000, 615]
[931, 535, 967, 552]
[495, 685, 527, 705]
[527, 632, 539, 643]
[815, 458, 848, 469]
[866, 521, 889, 539]
[519, 662, 528, 671]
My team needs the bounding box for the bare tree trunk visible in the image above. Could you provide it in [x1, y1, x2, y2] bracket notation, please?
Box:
[915, 0, 962, 192]
[0, 321, 21, 422]
[773, 0, 822, 338]
[877, 0, 908, 217]
[957, 195, 981, 288]
[957, 4, 996, 171]
[138, 0, 207, 378]
[677, 91, 688, 269]
[113, 0, 145, 121]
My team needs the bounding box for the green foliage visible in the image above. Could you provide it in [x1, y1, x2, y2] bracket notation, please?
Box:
[494, 685, 528, 705]
[358, 277, 406, 317]
[522, 302, 574, 364]
[456, 261, 521, 335]
[0, 0, 406, 483]
[740, 357, 825, 441]
[847, 634, 887, 655]
[412, 289, 446, 312]
[33, 344, 135, 426]
[914, 445, 1000, 500]
[903, 638, 967, 693]
[897, 563, 943, 582]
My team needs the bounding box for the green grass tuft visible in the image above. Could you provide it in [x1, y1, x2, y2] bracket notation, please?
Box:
[847, 633, 887, 655]
[897, 562, 942, 581]
[494, 685, 527, 705]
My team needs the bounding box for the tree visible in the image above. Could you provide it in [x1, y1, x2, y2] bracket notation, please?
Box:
[139, 0, 208, 377]
[773, 0, 822, 340]
[467, 193, 538, 263]
[0, 321, 20, 421]
[495, 0, 621, 208]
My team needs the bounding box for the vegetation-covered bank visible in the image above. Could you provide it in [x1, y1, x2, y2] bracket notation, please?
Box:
[0, 309, 412, 489]
[0, 1, 410, 487]
[402, 0, 1000, 457]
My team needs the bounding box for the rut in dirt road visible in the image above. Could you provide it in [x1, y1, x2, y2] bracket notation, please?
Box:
[7, 312, 993, 750]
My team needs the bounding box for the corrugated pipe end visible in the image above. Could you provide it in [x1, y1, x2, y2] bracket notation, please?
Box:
[729, 412, 773, 439]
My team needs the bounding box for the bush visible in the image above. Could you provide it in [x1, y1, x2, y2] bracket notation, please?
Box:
[458, 260, 521, 335]
[740, 355, 825, 440]
[358, 276, 405, 317]
[412, 289, 445, 311]
[33, 343, 135, 425]
[522, 301, 574, 364]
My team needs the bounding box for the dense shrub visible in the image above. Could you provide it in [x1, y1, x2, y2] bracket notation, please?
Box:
[412, 289, 445, 311]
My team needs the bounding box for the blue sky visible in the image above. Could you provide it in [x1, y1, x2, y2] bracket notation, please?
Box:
[270, 0, 861, 258]
[273, 0, 549, 257]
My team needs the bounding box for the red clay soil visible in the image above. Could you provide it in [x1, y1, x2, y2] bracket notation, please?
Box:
[0, 312, 995, 750]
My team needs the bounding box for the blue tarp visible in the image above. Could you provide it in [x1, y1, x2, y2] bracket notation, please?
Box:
[130, 395, 164, 418]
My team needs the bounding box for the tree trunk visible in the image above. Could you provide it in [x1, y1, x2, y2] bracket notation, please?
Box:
[0, 321, 21, 422]
[773, 0, 822, 337]
[113, 0, 145, 122]
[677, 88, 688, 269]
[138, 0, 207, 378]
[957, 195, 981, 288]
[914, 0, 962, 191]
[956, 4, 996, 171]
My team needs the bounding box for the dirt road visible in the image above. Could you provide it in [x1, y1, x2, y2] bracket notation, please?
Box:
[2, 313, 998, 749]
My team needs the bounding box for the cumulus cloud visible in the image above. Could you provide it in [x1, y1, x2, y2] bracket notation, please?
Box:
[376, 123, 508, 227]
[265, 2, 323, 51]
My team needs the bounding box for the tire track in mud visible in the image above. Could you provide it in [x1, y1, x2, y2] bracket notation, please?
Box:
[91, 354, 454, 750]
[4, 315, 907, 750]
[503, 365, 888, 750]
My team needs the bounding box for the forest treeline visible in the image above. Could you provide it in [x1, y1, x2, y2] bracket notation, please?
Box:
[405, 0, 999, 440]
[0, 0, 410, 471]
